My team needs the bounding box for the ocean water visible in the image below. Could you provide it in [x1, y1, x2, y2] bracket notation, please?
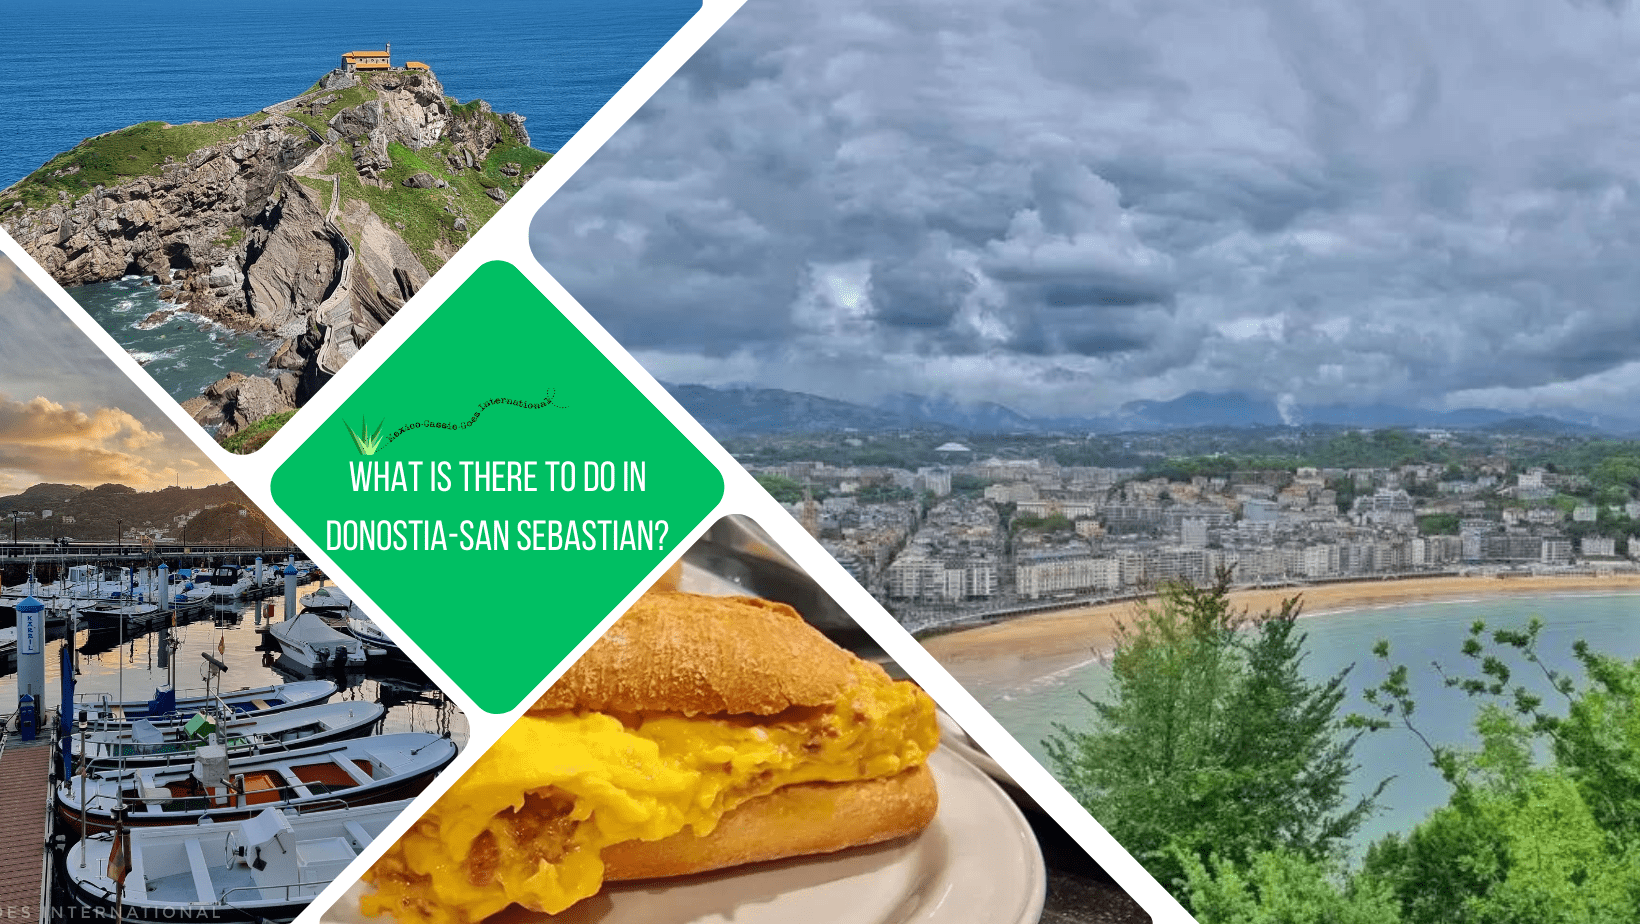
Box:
[73, 276, 282, 405]
[0, 0, 701, 188]
[963, 592, 1640, 853]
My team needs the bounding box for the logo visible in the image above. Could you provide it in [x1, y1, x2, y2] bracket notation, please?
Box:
[344, 417, 386, 456]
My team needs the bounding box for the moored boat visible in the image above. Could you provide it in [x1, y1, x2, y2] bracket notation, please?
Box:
[69, 701, 385, 770]
[268, 612, 378, 668]
[298, 584, 351, 612]
[342, 612, 402, 656]
[55, 732, 456, 836]
[62, 799, 411, 922]
[201, 565, 256, 600]
[72, 680, 338, 727]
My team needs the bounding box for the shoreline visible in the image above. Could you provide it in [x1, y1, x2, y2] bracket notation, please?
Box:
[919, 573, 1640, 688]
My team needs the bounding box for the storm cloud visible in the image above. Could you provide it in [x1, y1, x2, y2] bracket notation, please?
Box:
[530, 0, 1640, 418]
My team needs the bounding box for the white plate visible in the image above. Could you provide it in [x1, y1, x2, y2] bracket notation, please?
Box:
[327, 747, 1046, 924]
[935, 709, 1042, 815]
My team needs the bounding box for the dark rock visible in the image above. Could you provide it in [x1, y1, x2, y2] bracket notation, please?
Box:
[403, 172, 438, 189]
[485, 187, 509, 204]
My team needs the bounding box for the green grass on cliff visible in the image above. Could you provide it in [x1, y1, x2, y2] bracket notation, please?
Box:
[327, 110, 549, 274]
[293, 175, 333, 213]
[2, 119, 270, 208]
[219, 409, 297, 454]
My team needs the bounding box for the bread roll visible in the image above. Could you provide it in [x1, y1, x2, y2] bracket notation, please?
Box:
[531, 591, 866, 717]
[604, 764, 938, 880]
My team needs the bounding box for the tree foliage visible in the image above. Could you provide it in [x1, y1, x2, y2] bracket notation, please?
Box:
[1043, 575, 1377, 894]
[1352, 623, 1640, 924]
[1184, 850, 1401, 924]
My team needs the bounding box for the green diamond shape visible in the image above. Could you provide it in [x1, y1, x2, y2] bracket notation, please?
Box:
[270, 260, 724, 712]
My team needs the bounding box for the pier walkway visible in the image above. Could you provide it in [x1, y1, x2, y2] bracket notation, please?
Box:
[0, 732, 53, 922]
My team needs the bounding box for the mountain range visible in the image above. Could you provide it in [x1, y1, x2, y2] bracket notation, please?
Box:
[665, 383, 1633, 437]
[0, 482, 290, 545]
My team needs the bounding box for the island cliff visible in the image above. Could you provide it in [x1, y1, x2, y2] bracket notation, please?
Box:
[0, 66, 547, 450]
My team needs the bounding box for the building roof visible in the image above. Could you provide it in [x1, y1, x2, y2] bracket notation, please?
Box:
[406, 61, 429, 69]
[344, 50, 390, 58]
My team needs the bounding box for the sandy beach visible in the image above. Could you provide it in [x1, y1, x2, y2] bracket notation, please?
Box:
[920, 573, 1640, 688]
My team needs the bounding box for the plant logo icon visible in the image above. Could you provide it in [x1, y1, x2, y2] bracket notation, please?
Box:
[344, 417, 386, 456]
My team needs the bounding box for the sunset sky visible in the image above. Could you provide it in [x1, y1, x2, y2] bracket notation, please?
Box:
[0, 252, 222, 495]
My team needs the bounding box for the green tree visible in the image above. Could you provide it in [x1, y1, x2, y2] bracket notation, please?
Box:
[1361, 728, 1640, 924]
[1184, 850, 1401, 924]
[754, 473, 806, 504]
[1043, 577, 1378, 894]
[1356, 627, 1640, 924]
[1417, 513, 1460, 535]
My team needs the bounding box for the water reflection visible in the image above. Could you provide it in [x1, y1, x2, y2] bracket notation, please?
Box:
[2, 579, 466, 746]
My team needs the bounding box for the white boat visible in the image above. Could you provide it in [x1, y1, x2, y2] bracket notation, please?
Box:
[0, 626, 14, 657]
[57, 733, 456, 836]
[70, 701, 385, 769]
[268, 612, 377, 668]
[298, 585, 351, 612]
[200, 566, 256, 600]
[63, 799, 411, 922]
[2, 566, 127, 614]
[342, 612, 400, 655]
[73, 680, 338, 726]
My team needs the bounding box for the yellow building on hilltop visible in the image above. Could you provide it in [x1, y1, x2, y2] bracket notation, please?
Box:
[341, 44, 392, 71]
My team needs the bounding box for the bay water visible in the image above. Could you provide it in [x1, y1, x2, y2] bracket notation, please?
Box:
[962, 592, 1640, 852]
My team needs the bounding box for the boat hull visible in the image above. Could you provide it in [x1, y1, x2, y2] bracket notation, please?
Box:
[73, 680, 338, 727]
[71, 703, 385, 771]
[55, 736, 453, 836]
[61, 800, 409, 924]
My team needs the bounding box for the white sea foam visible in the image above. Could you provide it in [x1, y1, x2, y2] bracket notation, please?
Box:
[129, 347, 182, 366]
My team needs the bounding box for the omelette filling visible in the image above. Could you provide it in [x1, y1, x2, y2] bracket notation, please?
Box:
[362, 663, 937, 924]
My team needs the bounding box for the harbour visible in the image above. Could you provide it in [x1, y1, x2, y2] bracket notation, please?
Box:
[0, 560, 464, 922]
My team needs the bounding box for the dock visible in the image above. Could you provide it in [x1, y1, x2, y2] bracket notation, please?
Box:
[0, 730, 53, 922]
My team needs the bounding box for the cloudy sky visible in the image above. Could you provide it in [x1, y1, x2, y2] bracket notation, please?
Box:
[529, 0, 1640, 419]
[0, 253, 220, 494]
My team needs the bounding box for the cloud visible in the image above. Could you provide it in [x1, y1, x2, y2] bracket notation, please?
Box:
[0, 394, 189, 490]
[531, 0, 1640, 418]
[0, 252, 222, 493]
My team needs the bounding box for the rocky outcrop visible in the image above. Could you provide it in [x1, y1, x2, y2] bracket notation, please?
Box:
[3, 125, 309, 321]
[1, 66, 540, 444]
[328, 72, 452, 184]
[185, 371, 297, 436]
[243, 181, 345, 332]
[501, 112, 530, 149]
